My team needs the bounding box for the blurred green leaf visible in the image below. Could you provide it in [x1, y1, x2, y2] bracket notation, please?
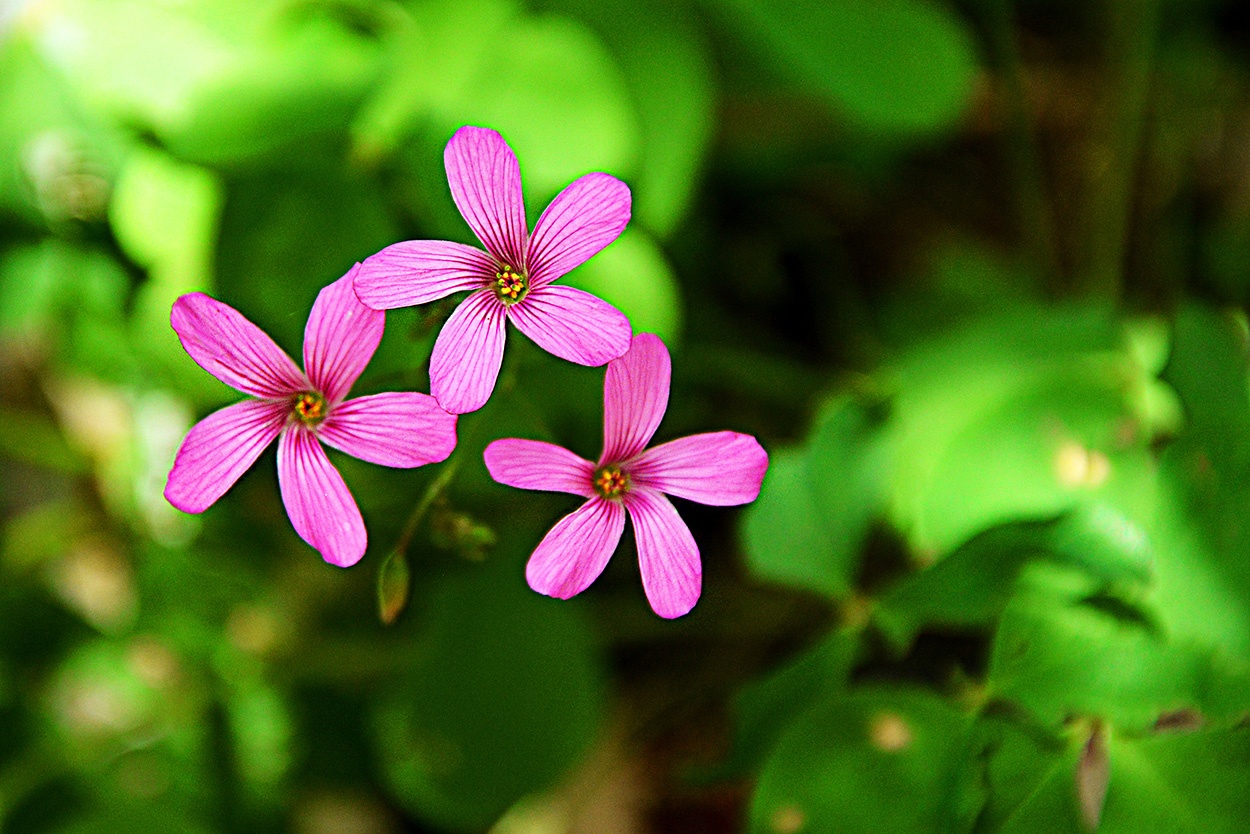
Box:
[987, 566, 1250, 731]
[743, 394, 892, 597]
[30, 0, 381, 165]
[887, 306, 1162, 555]
[876, 504, 1154, 649]
[711, 628, 859, 781]
[373, 564, 605, 831]
[561, 228, 683, 342]
[423, 5, 640, 202]
[0, 34, 126, 226]
[716, 0, 979, 135]
[214, 163, 398, 350]
[1099, 726, 1250, 833]
[540, 0, 714, 236]
[748, 687, 976, 834]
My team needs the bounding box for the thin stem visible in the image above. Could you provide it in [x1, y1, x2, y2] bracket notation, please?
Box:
[982, 0, 1059, 288]
[393, 456, 460, 556]
[1083, 0, 1162, 301]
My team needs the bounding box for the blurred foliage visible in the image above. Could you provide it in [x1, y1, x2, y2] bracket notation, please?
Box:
[5, 0, 1250, 832]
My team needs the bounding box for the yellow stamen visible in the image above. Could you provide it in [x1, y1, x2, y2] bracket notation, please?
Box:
[593, 465, 630, 499]
[293, 391, 327, 425]
[494, 265, 528, 305]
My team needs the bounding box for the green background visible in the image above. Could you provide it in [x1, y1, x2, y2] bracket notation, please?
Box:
[2, 0, 1250, 831]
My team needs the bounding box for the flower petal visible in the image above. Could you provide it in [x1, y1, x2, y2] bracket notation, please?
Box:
[630, 431, 769, 506]
[303, 265, 385, 404]
[277, 428, 367, 567]
[444, 126, 528, 268]
[483, 439, 596, 498]
[600, 333, 670, 463]
[508, 285, 631, 367]
[625, 487, 701, 619]
[527, 172, 630, 287]
[526, 497, 625, 600]
[171, 293, 306, 398]
[429, 289, 508, 414]
[164, 399, 287, 514]
[354, 240, 496, 310]
[318, 392, 458, 468]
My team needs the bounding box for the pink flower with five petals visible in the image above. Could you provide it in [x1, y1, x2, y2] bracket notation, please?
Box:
[354, 125, 633, 414]
[484, 334, 769, 618]
[164, 265, 458, 567]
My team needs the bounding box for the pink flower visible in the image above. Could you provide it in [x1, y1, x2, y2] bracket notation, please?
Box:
[483, 334, 769, 618]
[164, 265, 458, 567]
[353, 125, 633, 415]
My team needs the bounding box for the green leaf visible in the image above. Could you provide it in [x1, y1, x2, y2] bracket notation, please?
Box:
[710, 628, 860, 781]
[1100, 727, 1250, 833]
[716, 0, 979, 135]
[373, 565, 606, 831]
[743, 395, 891, 597]
[30, 0, 381, 165]
[426, 8, 641, 203]
[539, 0, 714, 236]
[987, 568, 1250, 731]
[560, 228, 683, 343]
[876, 504, 1154, 649]
[748, 688, 976, 834]
[887, 305, 1160, 555]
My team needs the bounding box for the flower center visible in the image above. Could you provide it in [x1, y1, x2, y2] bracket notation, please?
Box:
[292, 391, 327, 426]
[593, 465, 630, 500]
[494, 265, 528, 305]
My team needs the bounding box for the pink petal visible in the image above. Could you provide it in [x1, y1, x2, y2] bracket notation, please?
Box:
[630, 432, 769, 506]
[171, 293, 306, 398]
[444, 126, 528, 268]
[318, 392, 458, 468]
[507, 285, 631, 367]
[164, 399, 287, 514]
[625, 487, 701, 619]
[526, 172, 631, 287]
[277, 428, 367, 567]
[483, 439, 596, 498]
[303, 265, 385, 404]
[600, 333, 670, 464]
[526, 497, 626, 600]
[354, 240, 496, 310]
[429, 289, 508, 414]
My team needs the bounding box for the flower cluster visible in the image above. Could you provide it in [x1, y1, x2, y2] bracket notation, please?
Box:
[166, 126, 768, 618]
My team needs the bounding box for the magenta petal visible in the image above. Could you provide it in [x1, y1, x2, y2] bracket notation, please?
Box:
[171, 293, 306, 398]
[508, 285, 631, 367]
[631, 431, 769, 506]
[303, 265, 385, 404]
[277, 428, 367, 567]
[483, 439, 596, 498]
[444, 126, 528, 268]
[601, 333, 670, 463]
[318, 392, 457, 468]
[354, 240, 496, 310]
[526, 172, 631, 287]
[625, 487, 701, 619]
[526, 497, 625, 600]
[429, 289, 507, 414]
[164, 399, 287, 514]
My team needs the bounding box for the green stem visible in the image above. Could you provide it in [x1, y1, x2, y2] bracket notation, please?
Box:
[983, 0, 1059, 288]
[1083, 0, 1162, 301]
[393, 456, 459, 556]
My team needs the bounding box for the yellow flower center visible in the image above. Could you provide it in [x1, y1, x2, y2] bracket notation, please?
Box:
[593, 465, 630, 500]
[293, 391, 327, 426]
[494, 265, 528, 305]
